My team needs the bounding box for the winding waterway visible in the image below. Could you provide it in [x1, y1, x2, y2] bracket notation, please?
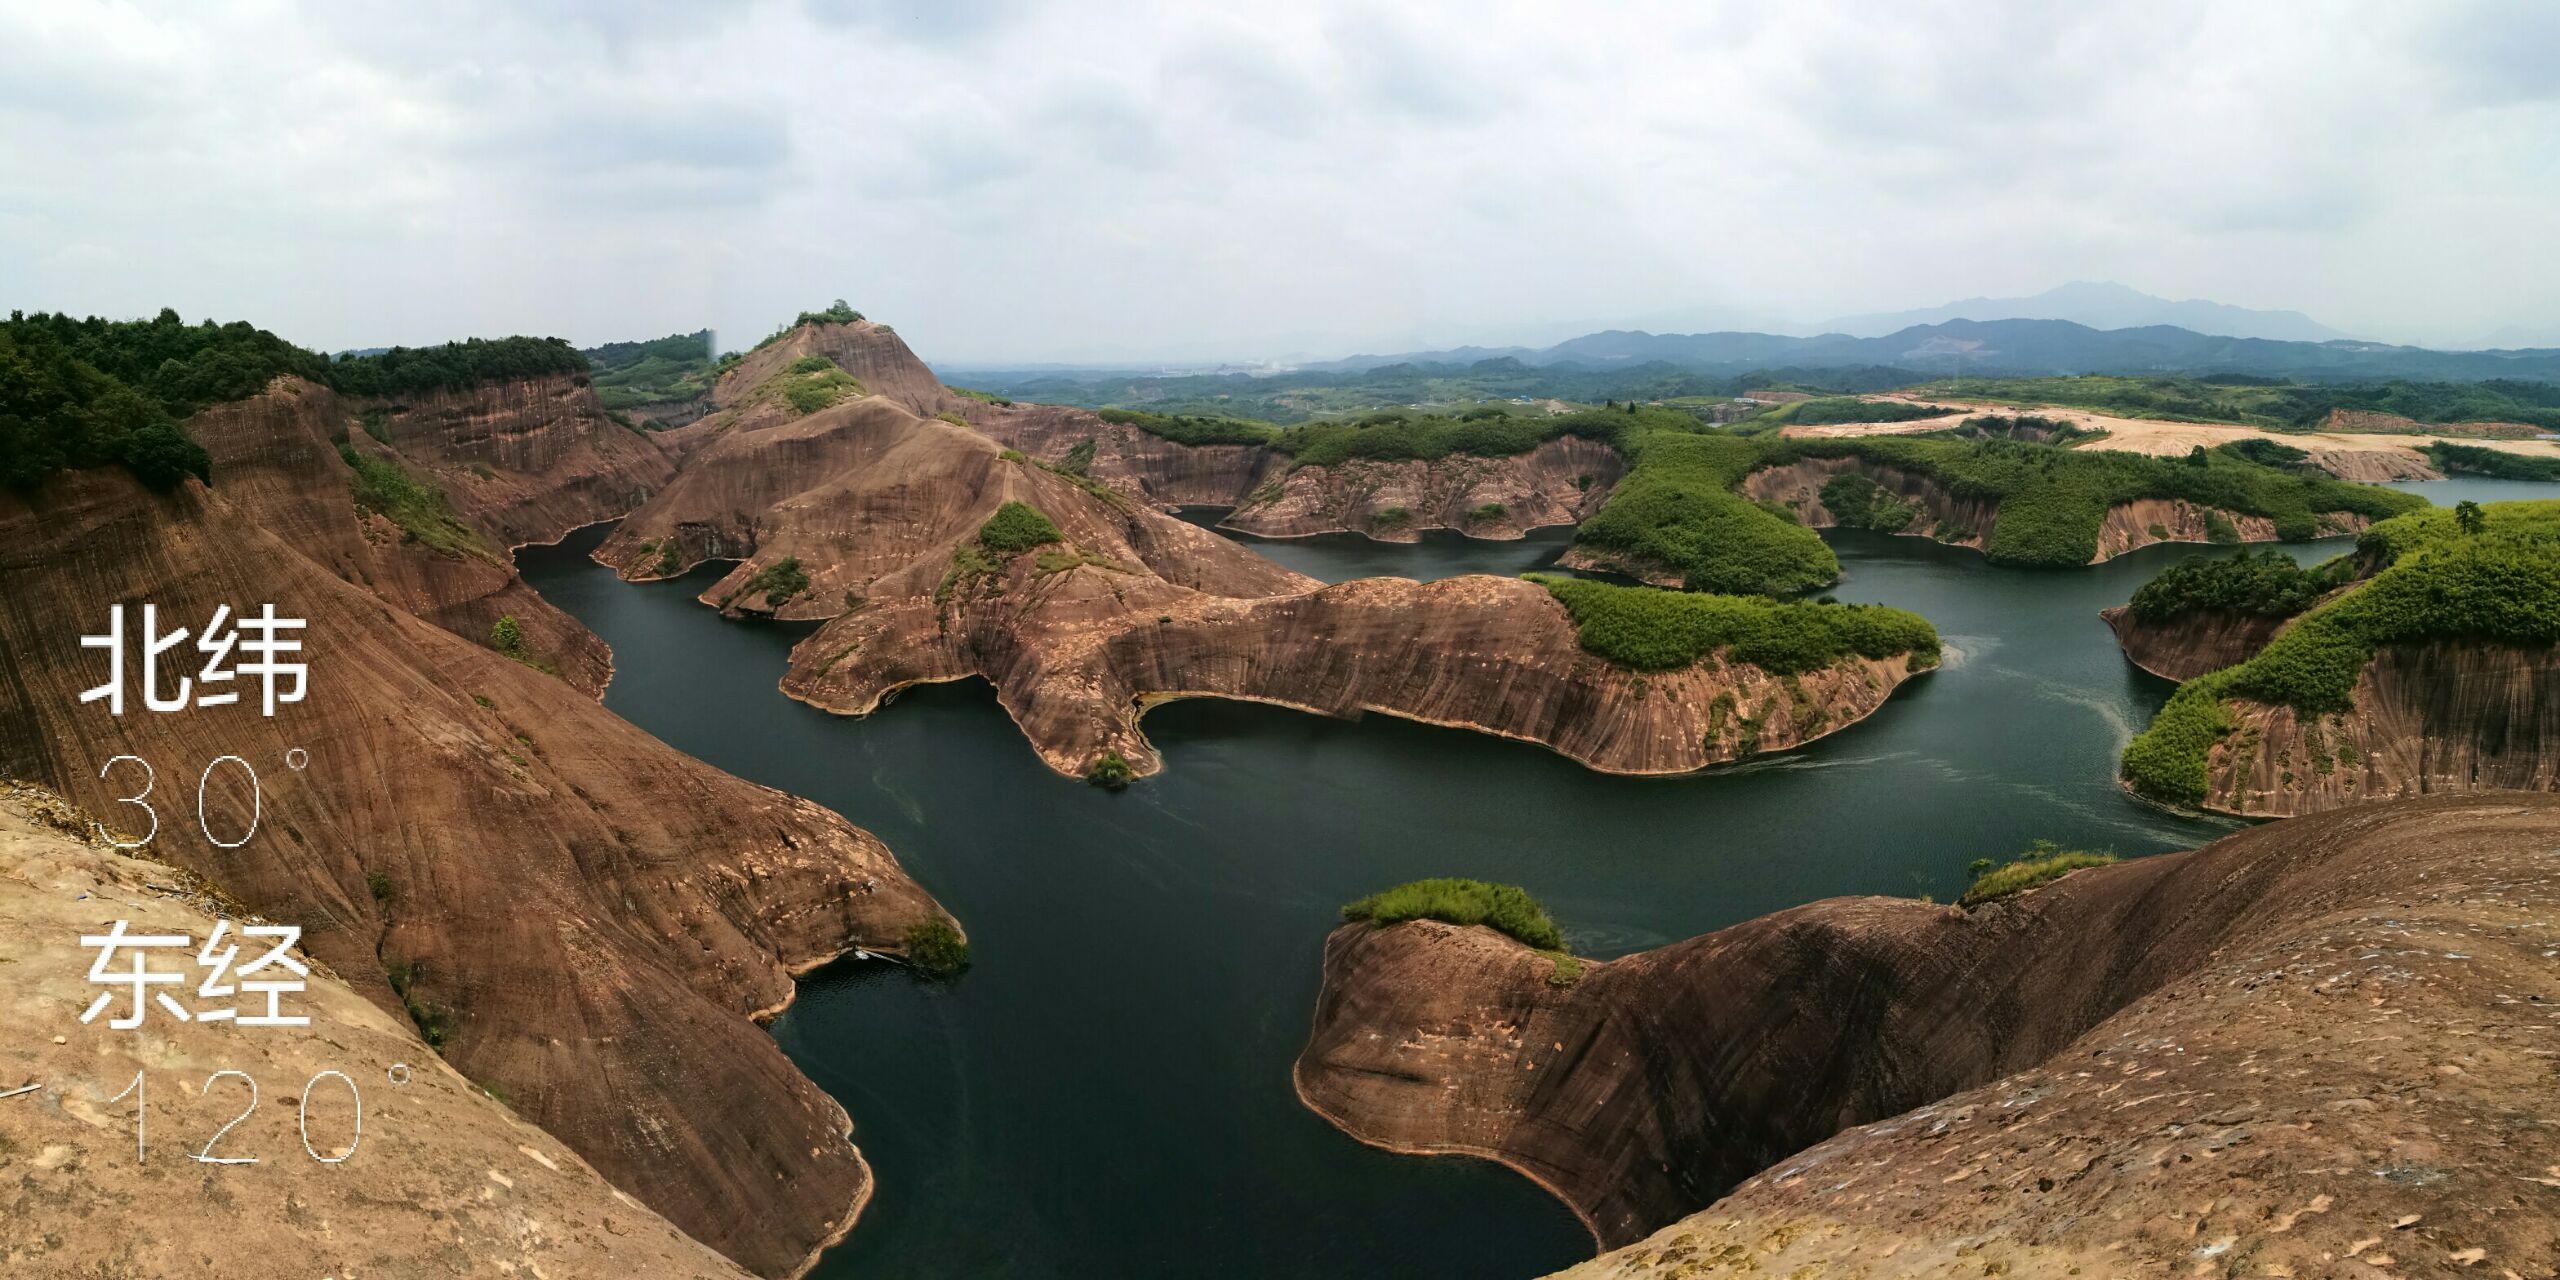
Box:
[516, 478, 2520, 1278]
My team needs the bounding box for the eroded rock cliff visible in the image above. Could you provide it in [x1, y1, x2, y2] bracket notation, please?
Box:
[1743, 456, 2371, 563]
[588, 343, 1931, 779]
[1299, 793, 2560, 1277]
[2099, 602, 2291, 681]
[351, 369, 674, 549]
[0, 446, 954, 1276]
[0, 783, 756, 1279]
[2201, 640, 2560, 817]
[1221, 435, 1622, 542]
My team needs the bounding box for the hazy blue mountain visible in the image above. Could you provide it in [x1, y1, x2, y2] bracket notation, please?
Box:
[1815, 281, 2350, 343]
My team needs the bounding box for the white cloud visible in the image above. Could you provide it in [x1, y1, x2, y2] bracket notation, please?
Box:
[0, 0, 2550, 359]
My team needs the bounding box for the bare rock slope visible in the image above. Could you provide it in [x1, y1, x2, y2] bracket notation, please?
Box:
[2100, 601, 2293, 682]
[0, 415, 954, 1276]
[1299, 793, 2560, 1277]
[0, 784, 755, 1280]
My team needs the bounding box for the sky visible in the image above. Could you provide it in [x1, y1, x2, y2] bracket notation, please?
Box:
[2, 0, 2555, 364]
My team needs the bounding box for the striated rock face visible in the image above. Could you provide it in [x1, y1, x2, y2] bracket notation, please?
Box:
[0, 453, 954, 1277]
[2202, 640, 2560, 817]
[1740, 457, 1998, 552]
[595, 396, 1312, 620]
[1299, 794, 2560, 1277]
[2099, 602, 2291, 681]
[187, 377, 615, 694]
[1221, 436, 1623, 542]
[354, 370, 675, 549]
[968, 403, 1286, 510]
[788, 567, 1928, 779]
[599, 340, 1928, 780]
[1743, 456, 2369, 563]
[0, 784, 755, 1279]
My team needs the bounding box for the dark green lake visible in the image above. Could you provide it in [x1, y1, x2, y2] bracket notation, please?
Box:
[515, 478, 2520, 1278]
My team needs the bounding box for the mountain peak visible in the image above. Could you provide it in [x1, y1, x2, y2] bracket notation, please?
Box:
[1817, 283, 2350, 344]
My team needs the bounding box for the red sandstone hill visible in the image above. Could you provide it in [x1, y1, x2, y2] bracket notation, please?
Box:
[1298, 793, 2560, 1277]
[0, 378, 952, 1278]
[590, 320, 1935, 780]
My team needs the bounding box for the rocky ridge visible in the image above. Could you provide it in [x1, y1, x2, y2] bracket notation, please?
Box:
[0, 387, 954, 1277]
[1298, 793, 2560, 1278]
[590, 321, 1935, 780]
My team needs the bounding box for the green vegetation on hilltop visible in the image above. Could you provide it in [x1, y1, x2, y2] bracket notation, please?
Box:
[1341, 878, 1565, 952]
[2126, 548, 2349, 622]
[2420, 441, 2560, 481]
[2123, 500, 2560, 804]
[337, 443, 496, 560]
[584, 330, 720, 411]
[1570, 413, 1842, 594]
[1096, 407, 1277, 447]
[1272, 411, 1599, 467]
[1759, 397, 1958, 426]
[1959, 842, 2118, 907]
[763, 354, 866, 414]
[2, 309, 316, 491]
[328, 336, 589, 398]
[1784, 435, 2420, 566]
[751, 299, 867, 352]
[977, 500, 1063, 555]
[1529, 573, 1938, 673]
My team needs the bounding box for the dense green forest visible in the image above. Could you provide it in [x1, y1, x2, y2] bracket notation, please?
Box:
[0, 310, 315, 490]
[2125, 548, 2352, 622]
[2, 308, 617, 492]
[326, 335, 589, 398]
[2420, 441, 2560, 481]
[2121, 500, 2560, 805]
[1530, 572, 1939, 673]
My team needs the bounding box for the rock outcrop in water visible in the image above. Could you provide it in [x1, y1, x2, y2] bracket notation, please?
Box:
[0, 783, 759, 1279]
[594, 320, 1933, 779]
[0, 397, 954, 1277]
[1298, 793, 2560, 1277]
[2099, 602, 2291, 681]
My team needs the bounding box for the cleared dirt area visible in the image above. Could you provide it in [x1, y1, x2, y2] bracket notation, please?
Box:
[1782, 393, 2560, 471]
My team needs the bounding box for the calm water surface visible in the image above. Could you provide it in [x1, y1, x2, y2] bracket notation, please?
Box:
[517, 477, 2528, 1279]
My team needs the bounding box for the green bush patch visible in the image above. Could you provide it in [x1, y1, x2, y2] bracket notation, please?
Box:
[1341, 877, 1565, 952]
[902, 919, 970, 976]
[739, 556, 811, 608]
[340, 444, 496, 561]
[978, 501, 1063, 556]
[1959, 843, 2118, 907]
[1529, 573, 1938, 673]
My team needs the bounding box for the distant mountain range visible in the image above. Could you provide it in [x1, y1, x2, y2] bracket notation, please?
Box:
[1303, 316, 2560, 384]
[1813, 281, 2350, 344]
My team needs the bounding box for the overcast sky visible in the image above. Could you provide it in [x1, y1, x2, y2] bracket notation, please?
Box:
[3, 0, 2554, 363]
